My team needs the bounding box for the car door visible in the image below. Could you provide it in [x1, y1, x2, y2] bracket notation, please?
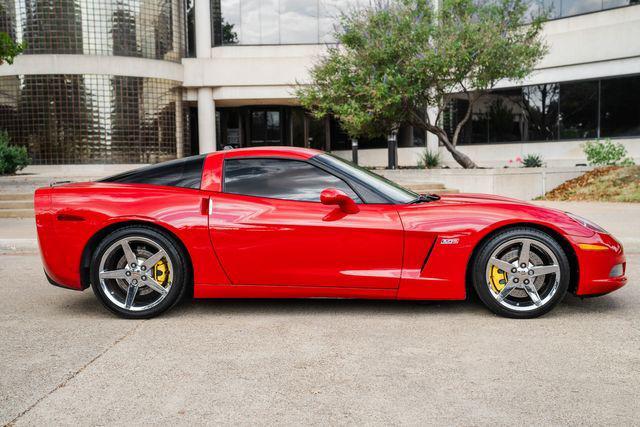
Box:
[208, 157, 403, 289]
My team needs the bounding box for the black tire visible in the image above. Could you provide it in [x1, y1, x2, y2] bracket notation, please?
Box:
[90, 225, 188, 319]
[471, 227, 570, 319]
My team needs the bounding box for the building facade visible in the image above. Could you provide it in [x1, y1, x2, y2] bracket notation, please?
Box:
[0, 0, 639, 166]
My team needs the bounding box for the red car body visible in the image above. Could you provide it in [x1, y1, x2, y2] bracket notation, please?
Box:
[35, 147, 627, 302]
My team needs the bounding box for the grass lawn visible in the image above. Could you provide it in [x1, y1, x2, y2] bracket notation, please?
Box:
[541, 166, 640, 202]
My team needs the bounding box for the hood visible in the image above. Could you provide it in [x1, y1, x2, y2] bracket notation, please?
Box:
[436, 193, 533, 206]
[436, 193, 570, 218]
[407, 192, 596, 238]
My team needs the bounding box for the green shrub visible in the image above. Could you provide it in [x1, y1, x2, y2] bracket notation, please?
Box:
[522, 153, 543, 168]
[0, 131, 29, 175]
[583, 139, 635, 166]
[417, 148, 440, 169]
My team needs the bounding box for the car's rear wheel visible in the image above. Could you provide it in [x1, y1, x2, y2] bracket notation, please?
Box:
[472, 227, 570, 318]
[90, 226, 188, 319]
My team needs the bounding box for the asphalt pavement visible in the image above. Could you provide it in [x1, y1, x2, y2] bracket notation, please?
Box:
[1, 203, 639, 425]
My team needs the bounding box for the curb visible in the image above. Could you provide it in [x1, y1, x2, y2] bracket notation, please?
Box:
[0, 238, 39, 254]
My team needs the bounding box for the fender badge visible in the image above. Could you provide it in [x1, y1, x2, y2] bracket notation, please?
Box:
[440, 238, 459, 245]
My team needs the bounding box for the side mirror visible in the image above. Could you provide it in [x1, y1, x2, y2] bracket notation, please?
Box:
[320, 188, 359, 214]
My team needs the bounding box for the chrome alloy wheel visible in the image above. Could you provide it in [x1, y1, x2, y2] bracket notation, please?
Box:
[485, 238, 561, 312]
[98, 236, 173, 312]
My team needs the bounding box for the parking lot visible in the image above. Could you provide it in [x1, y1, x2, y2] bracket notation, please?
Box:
[0, 246, 638, 425]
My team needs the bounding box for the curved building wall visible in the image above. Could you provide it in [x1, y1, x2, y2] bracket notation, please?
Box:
[1, 0, 185, 61]
[0, 0, 187, 164]
[0, 74, 183, 164]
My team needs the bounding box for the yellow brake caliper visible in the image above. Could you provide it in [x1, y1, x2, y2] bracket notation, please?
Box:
[152, 259, 169, 286]
[490, 265, 508, 293]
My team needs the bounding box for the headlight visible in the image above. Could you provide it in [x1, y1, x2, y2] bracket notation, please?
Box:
[565, 212, 608, 234]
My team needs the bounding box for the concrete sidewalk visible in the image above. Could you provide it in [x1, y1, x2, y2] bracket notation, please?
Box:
[0, 218, 37, 253]
[2, 202, 638, 254]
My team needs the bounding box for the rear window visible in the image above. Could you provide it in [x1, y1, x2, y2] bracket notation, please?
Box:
[99, 155, 205, 189]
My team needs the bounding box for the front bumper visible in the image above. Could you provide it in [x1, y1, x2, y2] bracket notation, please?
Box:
[573, 232, 627, 296]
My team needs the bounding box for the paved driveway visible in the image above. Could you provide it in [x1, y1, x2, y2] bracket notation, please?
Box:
[1, 202, 639, 425]
[1, 252, 638, 425]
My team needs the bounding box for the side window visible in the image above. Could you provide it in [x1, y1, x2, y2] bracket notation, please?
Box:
[223, 158, 362, 203]
[100, 155, 205, 189]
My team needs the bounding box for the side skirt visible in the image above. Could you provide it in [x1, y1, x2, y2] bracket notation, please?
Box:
[194, 284, 398, 300]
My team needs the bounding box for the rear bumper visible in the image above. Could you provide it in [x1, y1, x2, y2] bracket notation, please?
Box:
[573, 232, 627, 296]
[44, 269, 83, 291]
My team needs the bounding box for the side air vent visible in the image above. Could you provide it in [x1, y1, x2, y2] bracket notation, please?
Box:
[420, 237, 438, 273]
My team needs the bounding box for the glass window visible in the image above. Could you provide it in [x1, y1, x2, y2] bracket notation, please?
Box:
[329, 118, 351, 151]
[438, 75, 639, 145]
[600, 75, 640, 137]
[308, 117, 327, 150]
[559, 81, 599, 139]
[223, 158, 361, 202]
[561, 0, 602, 16]
[316, 154, 418, 204]
[442, 97, 472, 144]
[460, 89, 523, 143]
[215, 0, 374, 45]
[240, 0, 261, 44]
[542, 0, 562, 19]
[249, 110, 282, 145]
[281, 0, 319, 44]
[0, 74, 186, 165]
[290, 108, 306, 147]
[260, 0, 280, 44]
[100, 155, 206, 189]
[523, 0, 542, 22]
[603, 0, 631, 7]
[219, 0, 241, 44]
[5, 0, 185, 62]
[486, 89, 523, 143]
[522, 84, 559, 141]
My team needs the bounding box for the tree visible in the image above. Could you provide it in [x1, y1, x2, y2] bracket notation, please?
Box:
[297, 0, 547, 168]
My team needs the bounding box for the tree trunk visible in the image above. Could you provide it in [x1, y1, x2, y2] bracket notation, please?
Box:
[411, 112, 479, 169]
[441, 138, 478, 169]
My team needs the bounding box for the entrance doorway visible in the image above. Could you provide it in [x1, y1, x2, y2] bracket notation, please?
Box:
[216, 105, 349, 150]
[249, 109, 282, 146]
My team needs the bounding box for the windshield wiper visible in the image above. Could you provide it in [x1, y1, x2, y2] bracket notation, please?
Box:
[409, 193, 441, 204]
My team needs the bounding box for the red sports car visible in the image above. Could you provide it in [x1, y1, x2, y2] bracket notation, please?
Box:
[35, 147, 627, 319]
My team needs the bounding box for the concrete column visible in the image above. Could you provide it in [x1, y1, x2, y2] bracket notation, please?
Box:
[195, 0, 212, 59]
[195, 0, 215, 153]
[175, 90, 184, 158]
[198, 87, 216, 153]
[426, 106, 439, 153]
[172, 0, 184, 57]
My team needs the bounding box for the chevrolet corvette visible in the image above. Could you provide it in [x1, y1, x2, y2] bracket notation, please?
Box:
[35, 147, 627, 319]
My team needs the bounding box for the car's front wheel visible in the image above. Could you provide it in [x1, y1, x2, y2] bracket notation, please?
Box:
[90, 225, 188, 318]
[472, 227, 570, 318]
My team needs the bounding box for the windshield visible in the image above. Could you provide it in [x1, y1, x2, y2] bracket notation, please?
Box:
[316, 154, 418, 204]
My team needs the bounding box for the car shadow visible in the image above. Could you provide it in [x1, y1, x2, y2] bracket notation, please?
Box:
[167, 296, 480, 318]
[56, 287, 625, 319]
[561, 292, 625, 313]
